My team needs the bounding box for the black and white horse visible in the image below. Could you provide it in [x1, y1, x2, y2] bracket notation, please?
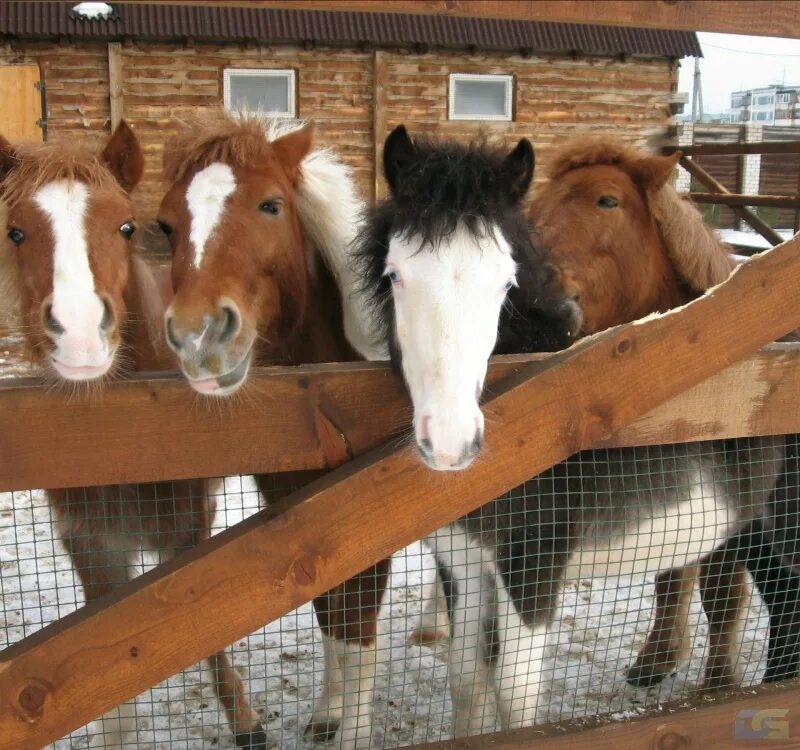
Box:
[349, 125, 787, 735]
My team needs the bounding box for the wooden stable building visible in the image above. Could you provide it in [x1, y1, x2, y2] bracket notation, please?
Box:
[0, 1, 697, 221]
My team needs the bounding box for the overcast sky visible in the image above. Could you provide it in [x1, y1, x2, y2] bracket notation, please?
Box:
[677, 32, 800, 114]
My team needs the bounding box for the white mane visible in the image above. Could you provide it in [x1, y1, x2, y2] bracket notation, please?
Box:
[259, 115, 388, 360]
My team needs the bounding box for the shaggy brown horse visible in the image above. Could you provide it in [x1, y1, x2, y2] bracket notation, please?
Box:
[157, 110, 388, 748]
[529, 137, 766, 690]
[0, 124, 263, 749]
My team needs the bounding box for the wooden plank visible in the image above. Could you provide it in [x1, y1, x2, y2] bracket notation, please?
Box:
[108, 42, 124, 130]
[3, 345, 800, 493]
[687, 192, 800, 209]
[1, 235, 800, 749]
[373, 49, 387, 202]
[111, 1, 800, 38]
[410, 680, 800, 749]
[0, 65, 42, 141]
[668, 140, 800, 158]
[679, 156, 784, 246]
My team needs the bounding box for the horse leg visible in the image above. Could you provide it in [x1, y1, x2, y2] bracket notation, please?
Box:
[626, 564, 697, 687]
[409, 556, 452, 646]
[305, 557, 391, 748]
[698, 547, 749, 688]
[491, 574, 548, 729]
[55, 491, 139, 749]
[175, 481, 266, 749]
[734, 520, 800, 683]
[428, 526, 496, 737]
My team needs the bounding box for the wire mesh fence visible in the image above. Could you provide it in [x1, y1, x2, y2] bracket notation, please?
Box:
[2, 434, 797, 749]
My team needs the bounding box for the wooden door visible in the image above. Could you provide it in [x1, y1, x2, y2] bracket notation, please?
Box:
[0, 64, 42, 141]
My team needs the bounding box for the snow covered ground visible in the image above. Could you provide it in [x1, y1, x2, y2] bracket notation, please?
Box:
[0, 476, 770, 749]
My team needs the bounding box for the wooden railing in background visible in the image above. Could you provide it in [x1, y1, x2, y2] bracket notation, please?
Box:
[1, 236, 800, 749]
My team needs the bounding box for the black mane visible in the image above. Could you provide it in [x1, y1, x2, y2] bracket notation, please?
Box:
[352, 131, 581, 362]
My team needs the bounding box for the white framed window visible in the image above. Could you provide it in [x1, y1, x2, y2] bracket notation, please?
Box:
[223, 68, 296, 117]
[449, 73, 513, 121]
[778, 93, 791, 104]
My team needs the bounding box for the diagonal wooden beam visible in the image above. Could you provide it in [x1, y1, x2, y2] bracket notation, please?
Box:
[679, 155, 785, 246]
[1, 236, 800, 749]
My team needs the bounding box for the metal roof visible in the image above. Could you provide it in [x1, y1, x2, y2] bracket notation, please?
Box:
[0, 3, 701, 59]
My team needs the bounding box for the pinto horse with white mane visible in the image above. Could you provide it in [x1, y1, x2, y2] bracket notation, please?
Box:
[0, 125, 264, 749]
[157, 110, 388, 748]
[351, 126, 787, 735]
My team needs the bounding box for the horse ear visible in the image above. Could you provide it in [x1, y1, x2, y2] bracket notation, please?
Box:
[272, 121, 314, 181]
[102, 120, 144, 193]
[383, 125, 416, 195]
[0, 134, 19, 181]
[626, 151, 682, 193]
[502, 138, 535, 202]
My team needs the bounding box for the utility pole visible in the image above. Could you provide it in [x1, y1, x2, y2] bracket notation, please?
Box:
[691, 57, 704, 122]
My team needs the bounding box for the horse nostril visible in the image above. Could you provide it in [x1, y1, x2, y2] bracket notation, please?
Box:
[218, 303, 240, 345]
[165, 315, 182, 351]
[418, 438, 433, 455]
[43, 303, 64, 335]
[472, 430, 484, 453]
[99, 296, 115, 333]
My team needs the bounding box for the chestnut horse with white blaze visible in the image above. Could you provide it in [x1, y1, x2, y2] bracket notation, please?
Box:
[157, 110, 388, 748]
[351, 126, 786, 735]
[0, 124, 264, 749]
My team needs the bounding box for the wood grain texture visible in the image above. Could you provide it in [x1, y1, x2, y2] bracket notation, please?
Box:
[410, 680, 800, 749]
[110, 1, 800, 38]
[0, 64, 42, 141]
[687, 192, 800, 209]
[3, 345, 800, 493]
[680, 155, 784, 246]
[107, 42, 123, 129]
[1, 236, 800, 749]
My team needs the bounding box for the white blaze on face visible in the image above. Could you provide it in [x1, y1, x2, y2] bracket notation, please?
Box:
[387, 223, 516, 470]
[33, 180, 111, 377]
[186, 162, 237, 269]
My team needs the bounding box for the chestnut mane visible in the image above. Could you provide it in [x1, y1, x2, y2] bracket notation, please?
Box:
[544, 137, 735, 292]
[0, 140, 124, 207]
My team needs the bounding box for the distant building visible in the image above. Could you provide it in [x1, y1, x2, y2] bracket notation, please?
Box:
[729, 85, 800, 125]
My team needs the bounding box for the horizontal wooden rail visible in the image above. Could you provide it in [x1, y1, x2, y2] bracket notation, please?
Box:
[1, 236, 800, 749]
[112, 1, 800, 38]
[413, 680, 800, 749]
[3, 345, 800, 493]
[687, 192, 800, 209]
[666, 140, 800, 157]
[679, 155, 784, 246]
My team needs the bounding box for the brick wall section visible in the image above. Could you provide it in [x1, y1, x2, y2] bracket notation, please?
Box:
[122, 41, 374, 220]
[378, 50, 678, 195]
[0, 41, 678, 229]
[0, 41, 110, 148]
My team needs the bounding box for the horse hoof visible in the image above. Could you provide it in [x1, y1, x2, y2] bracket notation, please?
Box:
[234, 727, 268, 750]
[625, 662, 674, 688]
[304, 719, 340, 743]
[408, 626, 450, 646]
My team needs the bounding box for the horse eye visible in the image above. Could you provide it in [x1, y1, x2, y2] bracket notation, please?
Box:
[119, 221, 136, 239]
[596, 195, 619, 209]
[259, 199, 282, 216]
[503, 279, 515, 293]
[157, 219, 173, 237]
[7, 227, 24, 246]
[386, 269, 401, 285]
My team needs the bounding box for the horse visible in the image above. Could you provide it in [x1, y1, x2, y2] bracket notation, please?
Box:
[0, 123, 265, 749]
[156, 109, 388, 748]
[530, 139, 800, 690]
[350, 125, 787, 735]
